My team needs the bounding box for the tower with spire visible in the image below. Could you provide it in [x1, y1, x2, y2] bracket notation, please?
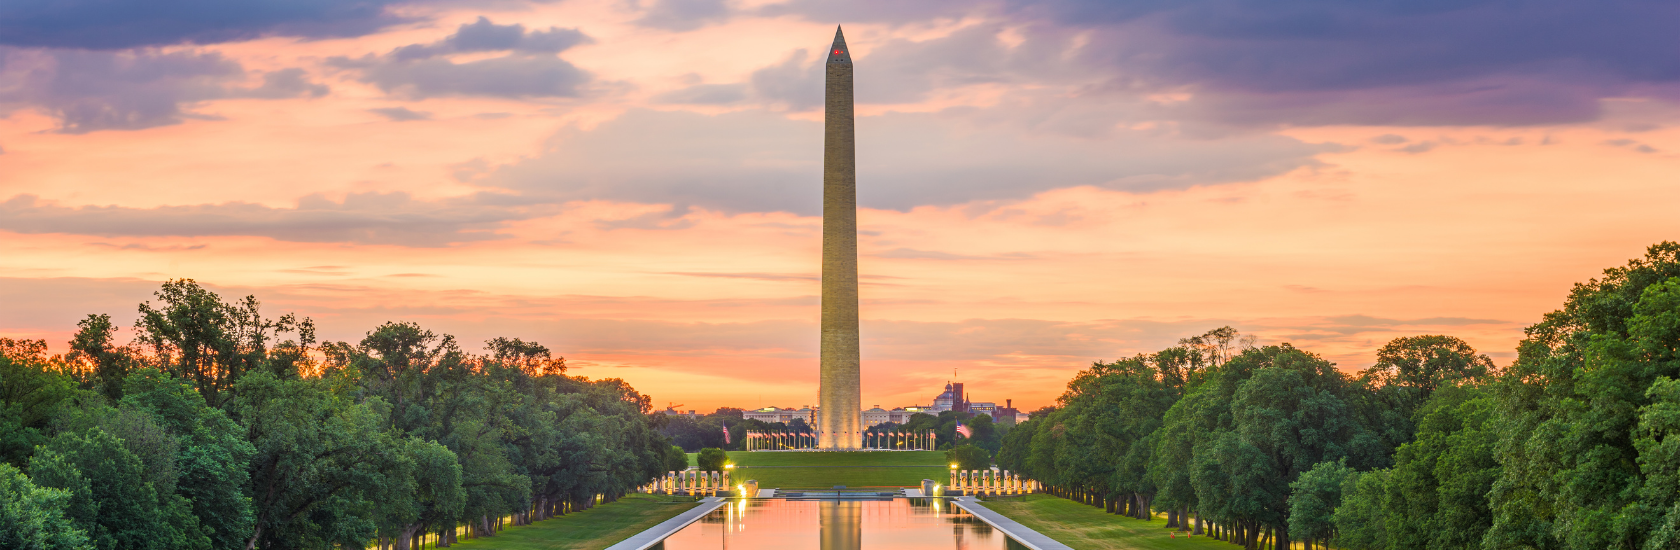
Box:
[818, 26, 861, 451]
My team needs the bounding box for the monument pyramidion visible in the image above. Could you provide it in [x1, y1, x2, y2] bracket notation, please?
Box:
[817, 26, 861, 451]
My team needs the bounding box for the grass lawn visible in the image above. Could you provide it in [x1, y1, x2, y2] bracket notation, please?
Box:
[684, 451, 951, 488]
[974, 494, 1230, 550]
[447, 493, 699, 550]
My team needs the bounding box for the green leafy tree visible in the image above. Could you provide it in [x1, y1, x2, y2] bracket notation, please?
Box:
[1173, 345, 1383, 545]
[374, 438, 464, 550]
[1024, 409, 1062, 490]
[29, 427, 208, 550]
[6, 281, 685, 549]
[1139, 329, 1256, 528]
[55, 405, 184, 507]
[1380, 385, 1499, 549]
[963, 413, 1001, 454]
[1332, 469, 1389, 550]
[120, 369, 255, 550]
[135, 279, 310, 407]
[1152, 379, 1226, 529]
[231, 372, 395, 549]
[947, 444, 990, 471]
[0, 463, 92, 550]
[1357, 335, 1496, 451]
[64, 314, 137, 401]
[486, 337, 565, 376]
[1288, 460, 1354, 547]
[500, 372, 667, 526]
[1488, 244, 1680, 549]
[1174, 326, 1248, 386]
[1364, 335, 1495, 397]
[1635, 376, 1680, 547]
[1021, 357, 1177, 518]
[0, 339, 76, 467]
[994, 410, 1045, 474]
[696, 448, 727, 472]
[1230, 364, 1382, 529]
[663, 445, 689, 473]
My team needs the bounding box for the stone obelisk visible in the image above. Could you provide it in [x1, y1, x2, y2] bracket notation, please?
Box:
[818, 26, 861, 451]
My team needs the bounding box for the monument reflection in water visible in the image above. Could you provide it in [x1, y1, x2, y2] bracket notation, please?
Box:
[654, 498, 1027, 550]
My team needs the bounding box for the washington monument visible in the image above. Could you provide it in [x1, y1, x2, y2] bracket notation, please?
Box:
[818, 26, 861, 450]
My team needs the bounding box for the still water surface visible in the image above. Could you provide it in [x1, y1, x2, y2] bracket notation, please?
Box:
[654, 498, 1026, 550]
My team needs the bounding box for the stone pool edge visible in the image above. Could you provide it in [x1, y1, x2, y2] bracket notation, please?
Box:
[951, 497, 1075, 550]
[604, 497, 728, 550]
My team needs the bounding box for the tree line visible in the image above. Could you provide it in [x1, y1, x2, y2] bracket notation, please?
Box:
[997, 242, 1680, 550]
[1, 279, 686, 550]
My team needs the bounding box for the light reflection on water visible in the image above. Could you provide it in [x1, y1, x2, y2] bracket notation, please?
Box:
[654, 498, 1026, 550]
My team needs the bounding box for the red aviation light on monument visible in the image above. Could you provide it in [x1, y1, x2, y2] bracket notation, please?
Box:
[826, 26, 852, 65]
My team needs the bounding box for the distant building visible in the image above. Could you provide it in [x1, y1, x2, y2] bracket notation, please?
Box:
[662, 407, 697, 418]
[743, 406, 815, 424]
[862, 405, 935, 428]
[931, 382, 968, 413]
[993, 399, 1022, 425]
[732, 391, 1020, 429]
[897, 406, 930, 421]
[862, 406, 890, 427]
[921, 382, 1031, 423]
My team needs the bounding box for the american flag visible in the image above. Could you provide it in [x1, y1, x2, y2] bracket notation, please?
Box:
[723, 422, 731, 444]
[955, 423, 972, 438]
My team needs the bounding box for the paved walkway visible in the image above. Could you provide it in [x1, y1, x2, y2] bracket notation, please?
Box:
[603, 497, 726, 550]
[952, 497, 1074, 550]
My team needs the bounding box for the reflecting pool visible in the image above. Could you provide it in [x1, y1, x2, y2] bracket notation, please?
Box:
[654, 498, 1026, 550]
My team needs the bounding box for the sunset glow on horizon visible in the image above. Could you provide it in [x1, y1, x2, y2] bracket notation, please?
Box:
[3, 0, 1677, 412]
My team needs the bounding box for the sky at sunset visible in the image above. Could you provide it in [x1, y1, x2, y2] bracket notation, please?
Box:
[2, 0, 1677, 413]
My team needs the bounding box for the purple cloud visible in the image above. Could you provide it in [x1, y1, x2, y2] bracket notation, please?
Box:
[0, 0, 411, 49]
[756, 0, 1680, 126]
[0, 48, 328, 133]
[329, 17, 593, 99]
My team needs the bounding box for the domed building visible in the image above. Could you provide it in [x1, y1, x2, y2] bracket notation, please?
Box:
[931, 382, 968, 413]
